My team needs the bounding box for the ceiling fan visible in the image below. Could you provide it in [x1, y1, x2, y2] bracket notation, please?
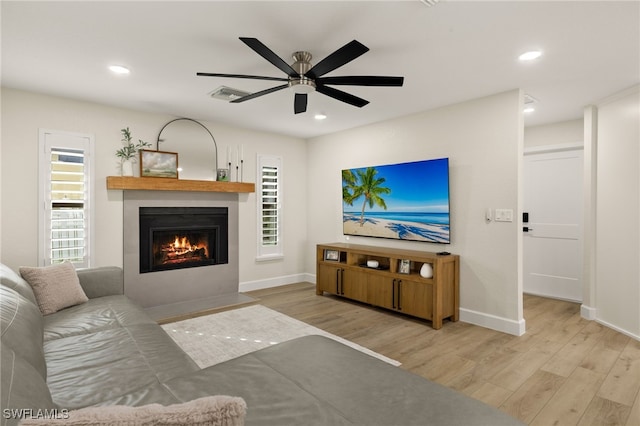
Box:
[197, 37, 404, 114]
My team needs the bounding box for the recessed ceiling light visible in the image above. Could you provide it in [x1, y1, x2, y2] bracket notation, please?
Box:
[314, 113, 327, 120]
[523, 106, 535, 113]
[518, 51, 542, 61]
[109, 65, 130, 75]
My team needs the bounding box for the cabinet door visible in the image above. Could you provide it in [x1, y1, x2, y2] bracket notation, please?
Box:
[367, 273, 395, 310]
[342, 269, 367, 302]
[396, 279, 433, 320]
[317, 263, 342, 295]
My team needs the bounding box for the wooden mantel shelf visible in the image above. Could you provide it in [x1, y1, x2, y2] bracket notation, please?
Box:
[106, 176, 255, 193]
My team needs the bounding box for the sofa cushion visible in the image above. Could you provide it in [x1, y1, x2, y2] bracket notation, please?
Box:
[1, 346, 56, 426]
[45, 324, 199, 409]
[43, 295, 157, 341]
[20, 262, 88, 315]
[76, 266, 124, 299]
[42, 293, 198, 409]
[0, 263, 38, 305]
[0, 287, 47, 378]
[19, 395, 247, 426]
[44, 307, 199, 410]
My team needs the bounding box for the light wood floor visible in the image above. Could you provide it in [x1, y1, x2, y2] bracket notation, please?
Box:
[246, 283, 640, 426]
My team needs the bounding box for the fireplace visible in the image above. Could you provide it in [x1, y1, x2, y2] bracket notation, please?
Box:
[124, 191, 246, 316]
[139, 207, 228, 273]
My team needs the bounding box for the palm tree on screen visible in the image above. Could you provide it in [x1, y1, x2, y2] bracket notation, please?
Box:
[349, 167, 391, 226]
[342, 169, 357, 206]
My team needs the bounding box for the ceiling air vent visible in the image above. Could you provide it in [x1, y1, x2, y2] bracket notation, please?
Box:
[209, 86, 250, 101]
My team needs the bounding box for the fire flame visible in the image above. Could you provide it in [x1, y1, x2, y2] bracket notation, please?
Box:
[169, 236, 206, 256]
[174, 236, 190, 252]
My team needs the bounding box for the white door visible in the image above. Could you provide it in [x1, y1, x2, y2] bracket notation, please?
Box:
[523, 148, 583, 302]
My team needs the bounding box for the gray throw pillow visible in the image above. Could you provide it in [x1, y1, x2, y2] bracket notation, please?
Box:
[20, 262, 88, 315]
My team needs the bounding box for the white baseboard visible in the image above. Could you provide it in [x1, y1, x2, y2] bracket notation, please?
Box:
[459, 308, 526, 336]
[595, 318, 640, 342]
[239, 273, 315, 293]
[580, 304, 597, 320]
[580, 305, 639, 341]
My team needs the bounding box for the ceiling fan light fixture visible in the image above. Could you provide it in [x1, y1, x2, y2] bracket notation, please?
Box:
[289, 78, 316, 94]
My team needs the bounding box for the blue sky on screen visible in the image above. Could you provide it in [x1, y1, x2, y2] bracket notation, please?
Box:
[343, 158, 450, 213]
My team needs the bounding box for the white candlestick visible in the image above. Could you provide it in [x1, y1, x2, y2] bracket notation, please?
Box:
[240, 144, 244, 161]
[227, 147, 231, 166]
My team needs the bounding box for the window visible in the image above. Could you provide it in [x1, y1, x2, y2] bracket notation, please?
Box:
[38, 130, 94, 267]
[256, 155, 283, 260]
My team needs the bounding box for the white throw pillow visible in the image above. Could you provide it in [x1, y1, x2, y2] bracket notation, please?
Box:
[20, 262, 88, 315]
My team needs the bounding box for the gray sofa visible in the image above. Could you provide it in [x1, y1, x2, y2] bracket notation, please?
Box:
[1, 263, 523, 425]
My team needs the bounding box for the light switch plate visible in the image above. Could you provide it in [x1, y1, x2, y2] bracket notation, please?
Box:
[495, 209, 514, 222]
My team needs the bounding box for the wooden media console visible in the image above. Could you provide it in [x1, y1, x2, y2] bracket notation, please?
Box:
[316, 243, 459, 329]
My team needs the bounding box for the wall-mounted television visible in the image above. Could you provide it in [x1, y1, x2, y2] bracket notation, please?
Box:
[342, 158, 450, 244]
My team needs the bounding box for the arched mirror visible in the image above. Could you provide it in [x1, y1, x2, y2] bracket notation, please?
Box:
[157, 118, 218, 181]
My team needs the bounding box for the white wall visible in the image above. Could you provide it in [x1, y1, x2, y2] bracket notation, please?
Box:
[594, 85, 640, 339]
[524, 119, 583, 148]
[307, 90, 525, 335]
[0, 88, 307, 287]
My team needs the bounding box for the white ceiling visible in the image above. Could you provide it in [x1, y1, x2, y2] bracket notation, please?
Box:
[2, 1, 639, 139]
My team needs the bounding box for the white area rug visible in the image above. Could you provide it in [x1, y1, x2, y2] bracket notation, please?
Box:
[162, 305, 400, 367]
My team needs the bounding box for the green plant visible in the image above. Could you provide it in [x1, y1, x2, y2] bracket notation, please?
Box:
[115, 127, 151, 161]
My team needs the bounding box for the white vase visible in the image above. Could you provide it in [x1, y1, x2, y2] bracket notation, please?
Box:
[121, 159, 134, 176]
[420, 263, 433, 279]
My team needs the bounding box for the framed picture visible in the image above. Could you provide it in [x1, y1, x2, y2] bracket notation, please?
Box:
[140, 150, 179, 178]
[399, 259, 411, 274]
[324, 249, 340, 261]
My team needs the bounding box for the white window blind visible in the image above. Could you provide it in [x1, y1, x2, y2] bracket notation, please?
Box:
[39, 130, 94, 267]
[257, 155, 283, 260]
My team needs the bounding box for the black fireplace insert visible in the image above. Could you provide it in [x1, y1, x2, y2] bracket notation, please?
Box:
[139, 207, 228, 273]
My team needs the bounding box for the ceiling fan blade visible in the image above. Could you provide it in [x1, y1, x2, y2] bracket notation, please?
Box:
[230, 84, 289, 103]
[239, 37, 299, 78]
[305, 40, 369, 79]
[317, 76, 404, 87]
[197, 72, 288, 82]
[316, 85, 369, 108]
[294, 93, 307, 114]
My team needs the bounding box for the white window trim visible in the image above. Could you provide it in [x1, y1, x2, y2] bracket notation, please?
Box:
[38, 129, 95, 267]
[256, 154, 283, 262]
